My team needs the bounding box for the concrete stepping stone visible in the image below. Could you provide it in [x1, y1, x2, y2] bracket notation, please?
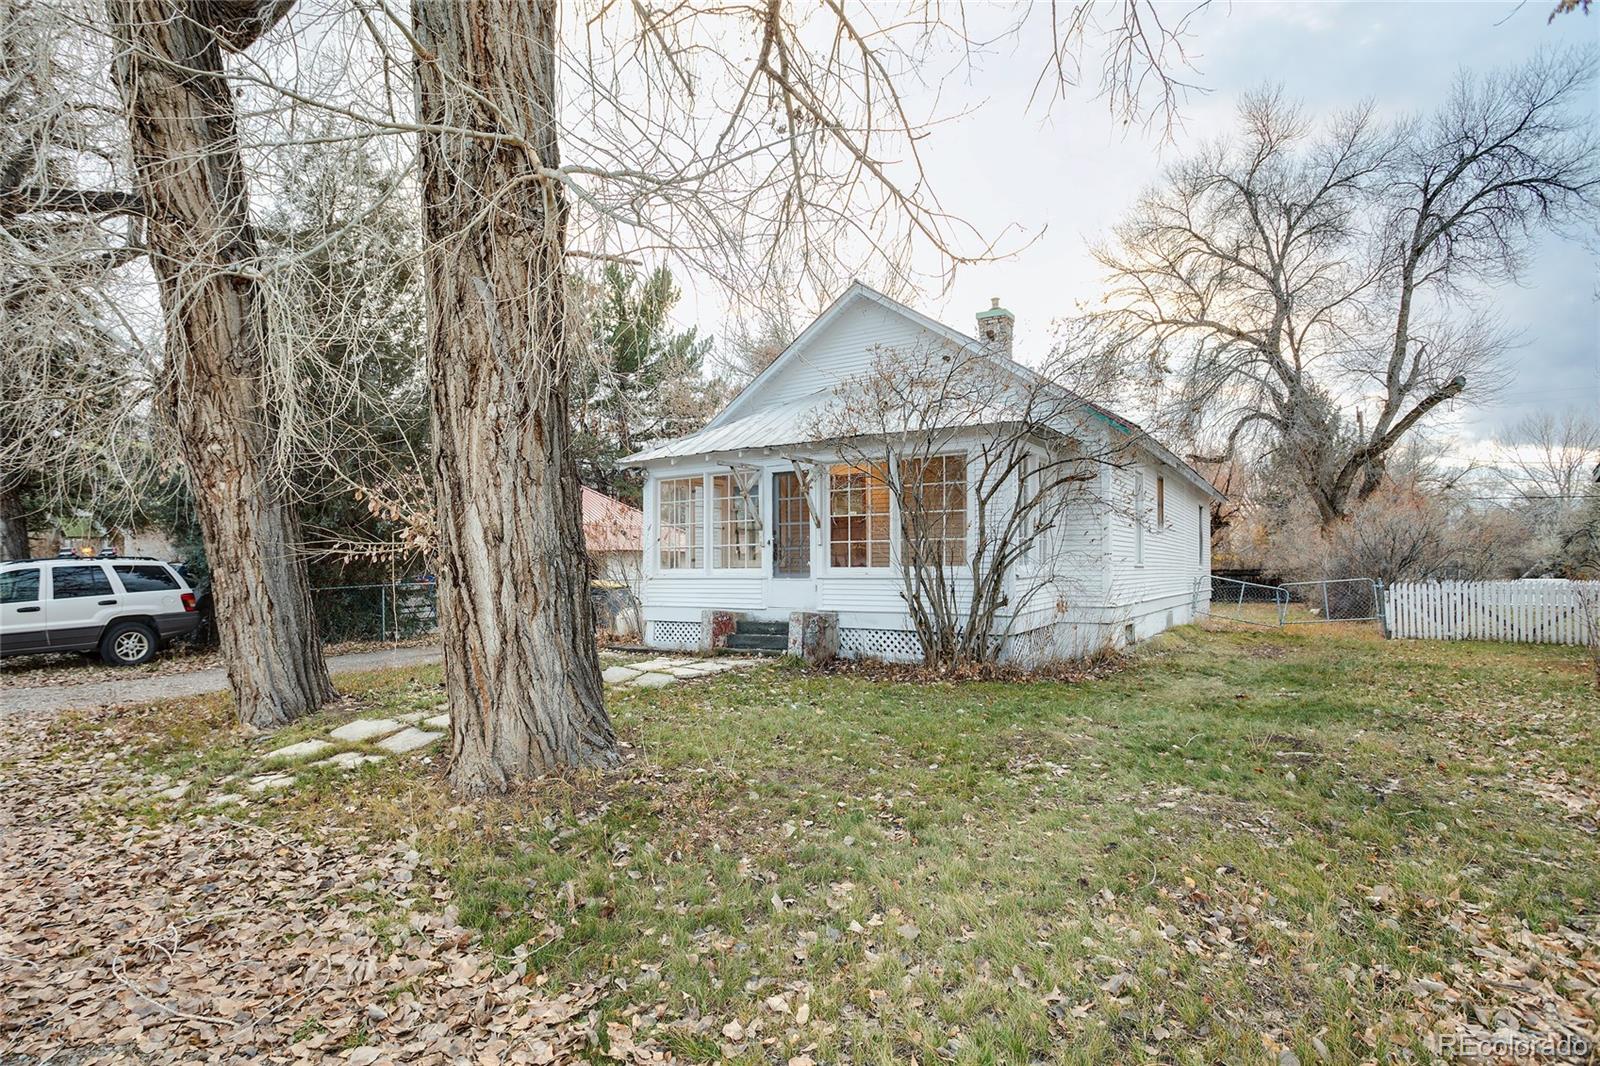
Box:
[423, 714, 450, 730]
[630, 672, 676, 689]
[209, 792, 245, 806]
[394, 712, 431, 724]
[628, 658, 682, 672]
[321, 751, 386, 770]
[266, 739, 333, 762]
[153, 783, 190, 801]
[245, 773, 293, 793]
[378, 727, 443, 754]
[602, 665, 642, 684]
[330, 718, 405, 742]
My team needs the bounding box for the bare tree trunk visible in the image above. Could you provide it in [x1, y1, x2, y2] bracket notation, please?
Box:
[109, 0, 331, 728]
[0, 483, 30, 558]
[413, 0, 619, 793]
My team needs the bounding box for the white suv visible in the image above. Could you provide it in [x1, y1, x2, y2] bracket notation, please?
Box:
[0, 557, 202, 665]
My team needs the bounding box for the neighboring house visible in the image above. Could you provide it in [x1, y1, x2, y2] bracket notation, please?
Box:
[581, 486, 644, 583]
[582, 486, 644, 638]
[622, 282, 1223, 664]
[28, 514, 177, 561]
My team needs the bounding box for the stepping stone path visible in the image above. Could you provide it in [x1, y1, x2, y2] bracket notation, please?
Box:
[330, 718, 404, 742]
[154, 654, 762, 804]
[378, 727, 443, 754]
[602, 657, 754, 689]
[265, 739, 333, 762]
[324, 751, 385, 770]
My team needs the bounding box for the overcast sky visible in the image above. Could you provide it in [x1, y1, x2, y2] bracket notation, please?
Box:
[675, 1, 1599, 449]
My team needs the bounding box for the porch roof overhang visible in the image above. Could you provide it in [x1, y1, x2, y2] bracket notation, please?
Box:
[620, 391, 836, 465]
[622, 362, 1226, 504]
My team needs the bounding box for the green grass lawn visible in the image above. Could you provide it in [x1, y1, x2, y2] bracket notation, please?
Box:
[86, 624, 1600, 1064]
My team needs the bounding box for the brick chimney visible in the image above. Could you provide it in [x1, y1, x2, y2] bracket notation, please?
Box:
[976, 297, 1014, 359]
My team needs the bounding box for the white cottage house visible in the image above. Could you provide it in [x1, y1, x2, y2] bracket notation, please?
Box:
[621, 282, 1223, 664]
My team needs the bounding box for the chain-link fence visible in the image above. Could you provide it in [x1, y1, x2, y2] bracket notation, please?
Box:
[1200, 576, 1290, 626]
[1280, 578, 1380, 625]
[1199, 575, 1383, 629]
[311, 582, 439, 643]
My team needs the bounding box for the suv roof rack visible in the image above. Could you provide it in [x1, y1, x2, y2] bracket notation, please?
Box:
[2, 556, 177, 564]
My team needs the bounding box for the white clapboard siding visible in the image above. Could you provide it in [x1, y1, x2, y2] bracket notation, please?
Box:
[1385, 580, 1600, 645]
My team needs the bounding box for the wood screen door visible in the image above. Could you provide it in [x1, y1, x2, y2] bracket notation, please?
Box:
[772, 471, 811, 577]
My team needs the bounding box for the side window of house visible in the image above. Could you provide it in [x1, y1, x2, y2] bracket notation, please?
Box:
[1, 568, 41, 604]
[658, 477, 703, 570]
[900, 454, 968, 567]
[1133, 472, 1145, 566]
[712, 470, 761, 568]
[829, 464, 890, 568]
[1198, 504, 1207, 565]
[51, 564, 113, 599]
[113, 564, 180, 592]
[1156, 475, 1165, 528]
[1017, 452, 1033, 565]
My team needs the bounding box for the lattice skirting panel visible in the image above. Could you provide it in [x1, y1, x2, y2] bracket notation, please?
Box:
[648, 620, 702, 650]
[838, 628, 924, 663]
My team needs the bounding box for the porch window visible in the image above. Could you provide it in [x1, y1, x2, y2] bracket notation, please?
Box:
[828, 464, 890, 568]
[899, 454, 968, 567]
[658, 476, 703, 570]
[712, 470, 762, 568]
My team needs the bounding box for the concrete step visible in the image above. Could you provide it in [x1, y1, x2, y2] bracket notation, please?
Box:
[724, 633, 788, 652]
[734, 620, 789, 637]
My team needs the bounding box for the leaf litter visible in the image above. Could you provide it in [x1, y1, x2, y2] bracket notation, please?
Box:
[0, 707, 667, 1064]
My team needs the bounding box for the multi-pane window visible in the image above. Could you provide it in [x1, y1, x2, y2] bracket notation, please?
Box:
[713, 470, 762, 568]
[900, 454, 968, 567]
[658, 477, 703, 570]
[829, 464, 891, 568]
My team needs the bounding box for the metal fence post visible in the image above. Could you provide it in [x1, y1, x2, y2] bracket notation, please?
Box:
[1375, 580, 1389, 638]
[380, 585, 388, 643]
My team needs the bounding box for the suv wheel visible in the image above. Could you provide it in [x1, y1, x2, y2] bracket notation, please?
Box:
[101, 621, 159, 666]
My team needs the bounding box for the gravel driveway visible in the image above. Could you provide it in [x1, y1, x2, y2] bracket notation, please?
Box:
[0, 645, 443, 718]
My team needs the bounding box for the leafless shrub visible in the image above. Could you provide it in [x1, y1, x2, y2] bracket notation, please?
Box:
[821, 340, 1124, 669]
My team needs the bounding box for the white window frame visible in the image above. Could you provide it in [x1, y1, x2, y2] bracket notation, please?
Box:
[898, 452, 970, 569]
[824, 461, 895, 574]
[656, 474, 705, 573]
[711, 469, 763, 570]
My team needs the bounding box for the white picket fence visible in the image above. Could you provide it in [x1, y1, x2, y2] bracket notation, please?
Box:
[1385, 580, 1600, 645]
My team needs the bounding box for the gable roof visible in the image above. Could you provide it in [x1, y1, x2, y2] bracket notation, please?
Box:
[623, 281, 1224, 503]
[704, 281, 980, 431]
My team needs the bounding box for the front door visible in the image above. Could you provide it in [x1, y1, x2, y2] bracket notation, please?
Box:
[772, 471, 811, 578]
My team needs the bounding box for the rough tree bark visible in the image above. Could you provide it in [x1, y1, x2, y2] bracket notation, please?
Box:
[413, 0, 619, 792]
[0, 484, 29, 558]
[108, 0, 331, 728]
